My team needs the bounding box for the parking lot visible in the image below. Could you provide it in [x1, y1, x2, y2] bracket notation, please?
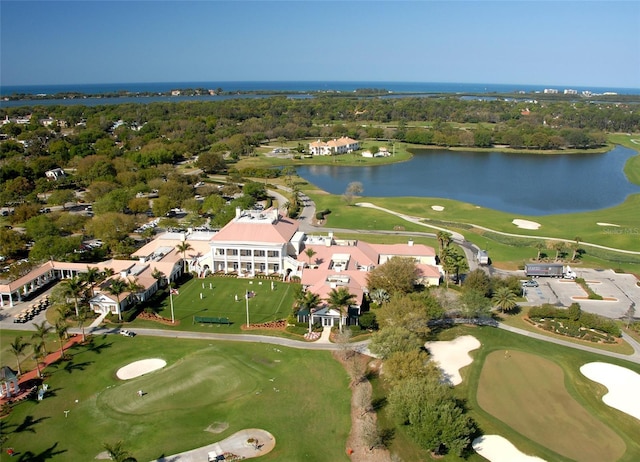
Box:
[524, 268, 640, 320]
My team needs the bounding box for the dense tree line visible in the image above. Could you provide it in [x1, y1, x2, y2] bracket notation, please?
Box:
[0, 96, 636, 266]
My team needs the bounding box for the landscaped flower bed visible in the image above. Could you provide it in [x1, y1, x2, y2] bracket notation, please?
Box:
[526, 303, 620, 343]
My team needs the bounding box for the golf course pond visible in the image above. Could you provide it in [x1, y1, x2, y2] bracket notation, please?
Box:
[296, 145, 640, 215]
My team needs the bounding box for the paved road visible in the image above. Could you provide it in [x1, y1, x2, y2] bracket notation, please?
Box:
[497, 323, 640, 364]
[79, 325, 370, 352]
[70, 321, 640, 365]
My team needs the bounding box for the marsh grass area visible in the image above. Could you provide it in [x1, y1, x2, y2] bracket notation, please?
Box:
[126, 276, 299, 333]
[0, 333, 351, 461]
[371, 325, 640, 461]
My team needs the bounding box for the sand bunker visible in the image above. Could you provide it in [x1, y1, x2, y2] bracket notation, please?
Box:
[580, 362, 640, 421]
[431, 205, 445, 211]
[116, 358, 167, 380]
[512, 219, 541, 230]
[473, 435, 546, 462]
[597, 222, 620, 227]
[425, 335, 481, 385]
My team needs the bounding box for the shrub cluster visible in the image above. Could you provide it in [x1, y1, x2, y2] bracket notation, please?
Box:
[316, 209, 331, 220]
[528, 303, 620, 337]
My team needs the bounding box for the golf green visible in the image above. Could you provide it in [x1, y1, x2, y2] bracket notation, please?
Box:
[1, 334, 352, 461]
[477, 350, 625, 462]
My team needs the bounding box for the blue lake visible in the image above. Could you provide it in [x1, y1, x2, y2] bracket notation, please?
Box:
[295, 145, 640, 216]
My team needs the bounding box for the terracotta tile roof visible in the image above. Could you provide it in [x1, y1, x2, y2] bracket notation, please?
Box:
[371, 242, 436, 257]
[212, 214, 299, 245]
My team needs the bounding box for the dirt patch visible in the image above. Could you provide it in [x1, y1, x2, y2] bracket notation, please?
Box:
[205, 421, 230, 434]
[334, 351, 392, 462]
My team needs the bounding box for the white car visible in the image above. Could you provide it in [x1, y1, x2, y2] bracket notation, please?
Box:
[120, 329, 136, 337]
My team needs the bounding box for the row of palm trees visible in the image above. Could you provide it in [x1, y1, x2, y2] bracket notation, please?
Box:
[8, 319, 69, 378]
[534, 237, 582, 262]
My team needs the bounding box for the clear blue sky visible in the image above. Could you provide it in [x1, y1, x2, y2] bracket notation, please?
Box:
[2, 1, 639, 88]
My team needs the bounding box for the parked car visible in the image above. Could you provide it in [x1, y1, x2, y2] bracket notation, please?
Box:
[120, 329, 136, 337]
[521, 279, 539, 288]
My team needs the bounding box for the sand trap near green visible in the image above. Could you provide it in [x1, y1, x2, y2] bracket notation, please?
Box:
[116, 358, 166, 380]
[477, 350, 625, 462]
[580, 362, 640, 421]
[473, 435, 546, 462]
[425, 335, 480, 385]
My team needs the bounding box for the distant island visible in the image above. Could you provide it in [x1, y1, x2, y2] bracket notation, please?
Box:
[3, 81, 639, 102]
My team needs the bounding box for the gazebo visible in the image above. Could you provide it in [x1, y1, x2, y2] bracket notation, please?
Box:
[0, 366, 19, 398]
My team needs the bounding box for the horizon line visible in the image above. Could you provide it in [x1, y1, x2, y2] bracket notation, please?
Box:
[3, 80, 639, 91]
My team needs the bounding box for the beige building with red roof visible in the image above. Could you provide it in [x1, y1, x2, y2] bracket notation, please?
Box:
[296, 234, 441, 328]
[206, 208, 303, 277]
[1, 209, 440, 327]
[309, 136, 360, 156]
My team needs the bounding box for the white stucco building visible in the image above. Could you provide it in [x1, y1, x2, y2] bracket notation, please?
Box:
[309, 137, 360, 156]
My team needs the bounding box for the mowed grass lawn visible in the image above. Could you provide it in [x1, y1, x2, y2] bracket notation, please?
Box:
[1, 332, 351, 462]
[129, 276, 299, 333]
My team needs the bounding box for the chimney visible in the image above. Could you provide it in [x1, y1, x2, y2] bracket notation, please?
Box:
[408, 239, 414, 246]
[235, 207, 241, 219]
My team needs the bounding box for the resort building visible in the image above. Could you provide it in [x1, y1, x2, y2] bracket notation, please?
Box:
[1, 208, 440, 326]
[309, 137, 360, 156]
[206, 208, 303, 278]
[295, 233, 441, 328]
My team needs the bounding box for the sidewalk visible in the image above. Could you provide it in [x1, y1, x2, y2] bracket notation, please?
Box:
[317, 326, 332, 344]
[89, 311, 109, 328]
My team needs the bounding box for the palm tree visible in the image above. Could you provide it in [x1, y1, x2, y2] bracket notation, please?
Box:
[126, 277, 144, 303]
[327, 287, 356, 332]
[55, 320, 69, 358]
[103, 441, 135, 462]
[9, 336, 30, 376]
[151, 267, 166, 289]
[492, 287, 518, 313]
[31, 320, 52, 355]
[441, 246, 467, 288]
[534, 241, 545, 261]
[304, 248, 317, 266]
[77, 306, 88, 343]
[176, 241, 193, 273]
[553, 241, 565, 261]
[436, 231, 453, 259]
[298, 291, 321, 333]
[61, 276, 83, 317]
[81, 266, 101, 298]
[106, 278, 128, 322]
[32, 343, 44, 378]
[571, 236, 582, 261]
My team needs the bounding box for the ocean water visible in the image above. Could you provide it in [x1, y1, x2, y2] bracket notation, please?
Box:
[3, 81, 640, 96]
